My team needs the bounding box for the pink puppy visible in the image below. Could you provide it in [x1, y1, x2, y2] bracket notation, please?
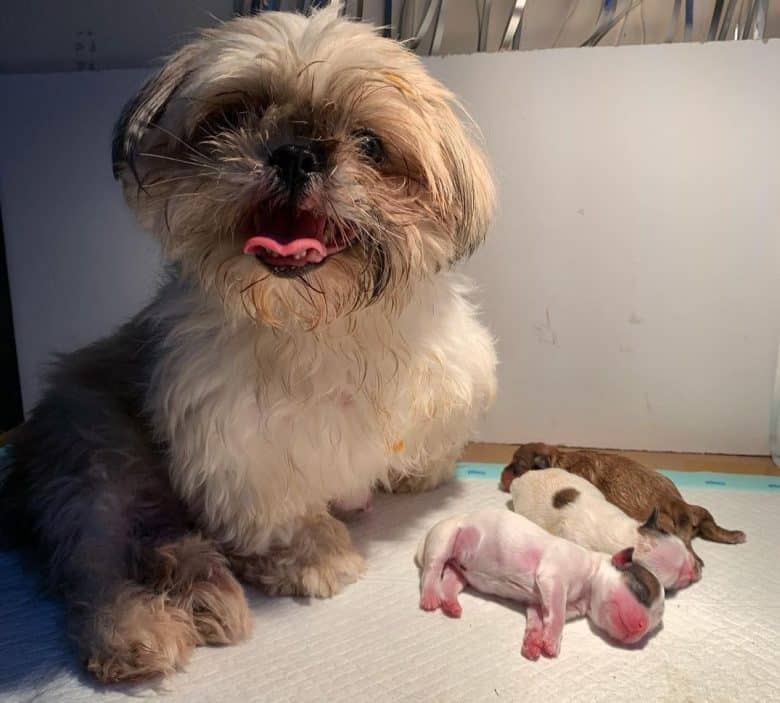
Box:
[416, 509, 664, 660]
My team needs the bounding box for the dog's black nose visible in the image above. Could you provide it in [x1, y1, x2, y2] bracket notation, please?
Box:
[269, 143, 321, 196]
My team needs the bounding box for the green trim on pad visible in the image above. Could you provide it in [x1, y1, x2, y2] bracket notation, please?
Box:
[456, 462, 504, 480]
[1, 448, 776, 492]
[455, 462, 780, 492]
[657, 469, 780, 491]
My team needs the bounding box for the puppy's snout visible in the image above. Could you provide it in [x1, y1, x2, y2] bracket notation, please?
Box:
[269, 143, 322, 194]
[688, 558, 702, 583]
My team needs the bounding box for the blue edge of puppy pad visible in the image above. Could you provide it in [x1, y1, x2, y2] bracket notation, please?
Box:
[1, 445, 777, 492]
[455, 461, 780, 491]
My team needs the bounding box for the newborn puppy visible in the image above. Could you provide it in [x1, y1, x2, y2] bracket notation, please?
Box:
[501, 444, 746, 554]
[416, 509, 664, 660]
[509, 468, 699, 590]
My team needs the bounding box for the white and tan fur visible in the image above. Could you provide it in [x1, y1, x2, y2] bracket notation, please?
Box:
[509, 469, 700, 591]
[0, 6, 497, 682]
[149, 272, 495, 556]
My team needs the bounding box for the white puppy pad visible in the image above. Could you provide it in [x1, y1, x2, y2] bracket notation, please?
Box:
[0, 477, 777, 702]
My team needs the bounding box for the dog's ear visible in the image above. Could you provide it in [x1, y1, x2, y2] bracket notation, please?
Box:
[434, 103, 495, 262]
[112, 45, 199, 183]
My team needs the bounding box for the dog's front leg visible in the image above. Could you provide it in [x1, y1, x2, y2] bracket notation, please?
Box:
[227, 512, 366, 598]
[387, 446, 461, 494]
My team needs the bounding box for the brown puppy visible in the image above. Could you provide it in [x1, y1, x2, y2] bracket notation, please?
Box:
[501, 443, 746, 559]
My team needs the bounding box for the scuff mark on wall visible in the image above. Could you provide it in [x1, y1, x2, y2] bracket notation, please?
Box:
[534, 308, 558, 346]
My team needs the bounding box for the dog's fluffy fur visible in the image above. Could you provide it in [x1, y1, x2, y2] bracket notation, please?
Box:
[0, 6, 496, 682]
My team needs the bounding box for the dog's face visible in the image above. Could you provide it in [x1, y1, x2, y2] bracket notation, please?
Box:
[113, 8, 494, 328]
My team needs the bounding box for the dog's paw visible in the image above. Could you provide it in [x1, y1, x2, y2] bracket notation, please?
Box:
[269, 548, 366, 598]
[387, 468, 453, 494]
[80, 588, 199, 683]
[254, 549, 366, 598]
[186, 562, 253, 644]
[142, 536, 253, 646]
[330, 493, 373, 522]
[231, 513, 366, 598]
[386, 451, 459, 495]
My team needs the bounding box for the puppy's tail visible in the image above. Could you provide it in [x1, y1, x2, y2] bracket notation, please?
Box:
[691, 505, 747, 544]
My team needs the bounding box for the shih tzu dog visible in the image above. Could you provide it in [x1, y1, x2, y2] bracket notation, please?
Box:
[0, 5, 496, 682]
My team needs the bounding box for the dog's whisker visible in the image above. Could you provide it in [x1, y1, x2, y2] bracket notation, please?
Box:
[144, 172, 217, 188]
[137, 152, 221, 171]
[147, 122, 214, 163]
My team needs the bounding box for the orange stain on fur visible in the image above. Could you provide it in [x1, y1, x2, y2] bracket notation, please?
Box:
[392, 440, 405, 453]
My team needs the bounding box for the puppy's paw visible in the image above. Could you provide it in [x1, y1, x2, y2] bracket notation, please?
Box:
[729, 530, 747, 544]
[521, 630, 544, 661]
[231, 513, 366, 598]
[419, 592, 441, 612]
[541, 631, 561, 658]
[441, 598, 462, 618]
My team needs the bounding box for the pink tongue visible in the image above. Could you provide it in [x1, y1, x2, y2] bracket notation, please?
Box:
[244, 209, 327, 258]
[245, 236, 326, 258]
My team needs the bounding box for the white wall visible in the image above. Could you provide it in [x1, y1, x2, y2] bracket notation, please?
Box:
[0, 71, 163, 409]
[1, 41, 778, 454]
[426, 41, 780, 454]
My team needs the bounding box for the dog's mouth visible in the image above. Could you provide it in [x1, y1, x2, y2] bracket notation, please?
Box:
[243, 207, 354, 276]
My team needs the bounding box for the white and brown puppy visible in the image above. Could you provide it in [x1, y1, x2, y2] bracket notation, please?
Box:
[416, 509, 664, 660]
[509, 469, 700, 591]
[501, 443, 746, 550]
[0, 6, 496, 682]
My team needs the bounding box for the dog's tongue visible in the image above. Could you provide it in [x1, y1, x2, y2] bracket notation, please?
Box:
[244, 209, 327, 260]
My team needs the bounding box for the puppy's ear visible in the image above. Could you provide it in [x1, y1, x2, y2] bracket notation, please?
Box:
[611, 547, 634, 569]
[112, 44, 199, 182]
[499, 465, 517, 492]
[641, 507, 661, 532]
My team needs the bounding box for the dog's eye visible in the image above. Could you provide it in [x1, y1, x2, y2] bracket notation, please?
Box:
[195, 104, 255, 140]
[354, 130, 384, 164]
